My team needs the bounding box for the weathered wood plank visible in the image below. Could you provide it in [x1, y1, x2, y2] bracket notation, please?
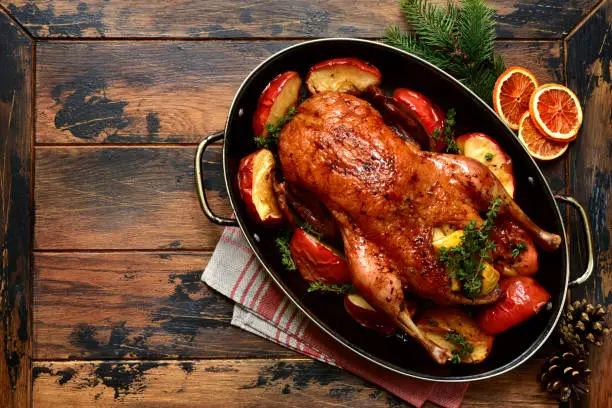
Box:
[4, 0, 600, 39]
[35, 41, 565, 145]
[566, 2, 612, 408]
[35, 41, 293, 144]
[34, 146, 230, 250]
[0, 9, 32, 408]
[33, 252, 294, 359]
[31, 358, 556, 407]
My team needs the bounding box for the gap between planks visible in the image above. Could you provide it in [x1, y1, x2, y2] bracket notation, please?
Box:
[34, 249, 216, 254]
[33, 357, 313, 363]
[565, 0, 608, 39]
[29, 37, 564, 43]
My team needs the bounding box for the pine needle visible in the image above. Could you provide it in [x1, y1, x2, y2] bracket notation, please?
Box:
[384, 0, 505, 105]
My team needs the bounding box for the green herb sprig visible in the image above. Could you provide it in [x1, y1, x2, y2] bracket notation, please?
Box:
[384, 0, 505, 105]
[275, 232, 296, 271]
[307, 281, 354, 294]
[484, 152, 494, 161]
[298, 221, 323, 240]
[511, 241, 527, 258]
[445, 330, 474, 363]
[439, 197, 502, 299]
[432, 108, 460, 153]
[254, 106, 297, 149]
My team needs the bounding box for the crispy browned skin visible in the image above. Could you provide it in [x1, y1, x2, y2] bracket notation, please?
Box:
[278, 92, 561, 361]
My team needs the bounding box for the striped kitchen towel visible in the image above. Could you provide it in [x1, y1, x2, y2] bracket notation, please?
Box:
[202, 227, 468, 408]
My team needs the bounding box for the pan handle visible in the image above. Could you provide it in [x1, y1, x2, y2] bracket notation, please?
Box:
[555, 195, 594, 287]
[195, 131, 238, 226]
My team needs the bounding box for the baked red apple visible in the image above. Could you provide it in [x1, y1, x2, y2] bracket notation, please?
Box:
[237, 149, 283, 225]
[511, 238, 539, 276]
[253, 71, 302, 137]
[392, 88, 446, 151]
[306, 58, 382, 95]
[289, 228, 350, 284]
[456, 132, 516, 198]
[478, 277, 550, 335]
[416, 308, 494, 363]
[344, 292, 398, 335]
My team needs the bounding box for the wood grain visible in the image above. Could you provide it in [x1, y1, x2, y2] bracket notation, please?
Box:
[31, 358, 556, 407]
[0, 9, 32, 408]
[33, 252, 294, 360]
[3, 0, 600, 39]
[34, 41, 566, 145]
[34, 146, 230, 250]
[35, 41, 294, 144]
[566, 1, 612, 407]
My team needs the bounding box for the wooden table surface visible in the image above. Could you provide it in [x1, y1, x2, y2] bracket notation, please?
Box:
[0, 1, 610, 407]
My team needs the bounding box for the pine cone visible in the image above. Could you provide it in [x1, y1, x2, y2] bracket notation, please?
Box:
[558, 299, 610, 353]
[539, 351, 591, 403]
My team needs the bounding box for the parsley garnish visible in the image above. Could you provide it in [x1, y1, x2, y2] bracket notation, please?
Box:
[298, 222, 323, 240]
[511, 241, 527, 258]
[484, 152, 494, 161]
[445, 330, 474, 364]
[254, 106, 297, 149]
[439, 197, 502, 299]
[275, 232, 296, 271]
[307, 281, 354, 294]
[432, 127, 441, 141]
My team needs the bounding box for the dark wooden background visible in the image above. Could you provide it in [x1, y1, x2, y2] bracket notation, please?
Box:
[0, 1, 609, 407]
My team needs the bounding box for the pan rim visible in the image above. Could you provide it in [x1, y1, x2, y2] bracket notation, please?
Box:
[221, 37, 569, 382]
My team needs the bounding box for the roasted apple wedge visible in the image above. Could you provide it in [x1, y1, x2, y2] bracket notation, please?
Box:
[478, 276, 550, 335]
[393, 88, 446, 152]
[253, 71, 302, 137]
[289, 228, 350, 284]
[306, 58, 382, 95]
[344, 291, 399, 335]
[490, 218, 539, 277]
[237, 149, 283, 225]
[456, 132, 516, 197]
[416, 308, 494, 364]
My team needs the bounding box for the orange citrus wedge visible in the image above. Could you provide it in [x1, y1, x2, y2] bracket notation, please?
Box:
[529, 83, 583, 141]
[493, 67, 539, 130]
[518, 112, 568, 161]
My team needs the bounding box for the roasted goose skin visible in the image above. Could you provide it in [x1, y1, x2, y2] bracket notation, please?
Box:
[277, 92, 561, 362]
[279, 91, 558, 298]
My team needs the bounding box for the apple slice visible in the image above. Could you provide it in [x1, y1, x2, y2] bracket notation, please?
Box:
[416, 308, 494, 364]
[456, 133, 516, 198]
[253, 71, 302, 137]
[393, 88, 446, 152]
[306, 58, 382, 95]
[237, 149, 283, 225]
[344, 292, 397, 335]
[289, 228, 350, 284]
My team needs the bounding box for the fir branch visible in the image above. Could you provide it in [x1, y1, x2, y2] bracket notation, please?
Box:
[384, 26, 452, 70]
[384, 0, 505, 105]
[399, 0, 458, 50]
[458, 0, 496, 66]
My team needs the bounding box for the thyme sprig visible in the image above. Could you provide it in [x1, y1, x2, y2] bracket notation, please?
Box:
[439, 197, 502, 299]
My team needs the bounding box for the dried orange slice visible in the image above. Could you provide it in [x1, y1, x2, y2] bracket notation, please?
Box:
[518, 112, 568, 161]
[529, 83, 582, 141]
[493, 67, 539, 130]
